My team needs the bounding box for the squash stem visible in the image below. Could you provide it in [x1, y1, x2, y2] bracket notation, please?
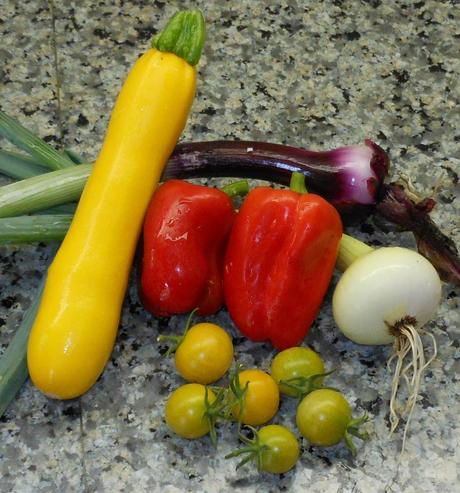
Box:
[152, 10, 206, 66]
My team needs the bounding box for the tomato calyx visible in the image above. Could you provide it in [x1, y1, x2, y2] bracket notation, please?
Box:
[343, 413, 370, 456]
[157, 308, 198, 356]
[203, 385, 229, 446]
[202, 364, 252, 429]
[279, 368, 336, 399]
[224, 425, 269, 470]
[227, 364, 249, 423]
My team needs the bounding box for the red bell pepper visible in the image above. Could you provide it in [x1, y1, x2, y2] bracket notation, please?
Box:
[140, 179, 236, 317]
[224, 174, 343, 350]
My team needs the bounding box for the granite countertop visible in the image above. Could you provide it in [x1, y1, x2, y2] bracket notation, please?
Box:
[1, 1, 459, 492]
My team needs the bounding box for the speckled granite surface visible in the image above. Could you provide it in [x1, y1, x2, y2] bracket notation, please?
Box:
[1, 1, 459, 492]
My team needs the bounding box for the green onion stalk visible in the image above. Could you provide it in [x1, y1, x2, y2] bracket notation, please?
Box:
[0, 280, 46, 417]
[0, 215, 72, 243]
[0, 110, 80, 417]
[0, 111, 74, 170]
[0, 150, 49, 179]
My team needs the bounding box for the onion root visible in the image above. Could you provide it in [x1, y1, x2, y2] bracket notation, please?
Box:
[386, 318, 437, 453]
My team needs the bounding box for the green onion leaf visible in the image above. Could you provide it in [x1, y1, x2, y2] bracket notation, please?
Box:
[63, 148, 86, 164]
[0, 149, 49, 180]
[0, 215, 71, 243]
[0, 280, 45, 418]
[0, 111, 74, 170]
[0, 164, 92, 217]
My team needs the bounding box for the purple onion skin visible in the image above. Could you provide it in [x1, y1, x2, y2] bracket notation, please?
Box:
[165, 139, 390, 212]
[163, 140, 460, 287]
[377, 183, 460, 286]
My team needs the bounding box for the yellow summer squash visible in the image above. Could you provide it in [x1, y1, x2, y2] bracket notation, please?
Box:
[27, 10, 206, 399]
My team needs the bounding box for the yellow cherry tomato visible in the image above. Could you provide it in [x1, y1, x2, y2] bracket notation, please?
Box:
[165, 383, 216, 439]
[296, 389, 351, 446]
[175, 322, 234, 384]
[257, 425, 300, 474]
[226, 424, 300, 474]
[270, 346, 325, 397]
[233, 369, 280, 426]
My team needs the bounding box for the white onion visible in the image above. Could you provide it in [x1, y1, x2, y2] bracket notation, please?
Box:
[332, 247, 441, 345]
[332, 246, 442, 451]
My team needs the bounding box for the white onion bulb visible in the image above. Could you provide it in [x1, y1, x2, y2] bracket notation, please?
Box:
[333, 247, 441, 345]
[332, 246, 442, 450]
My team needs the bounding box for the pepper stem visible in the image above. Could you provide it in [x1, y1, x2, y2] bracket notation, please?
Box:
[152, 10, 206, 66]
[289, 172, 308, 194]
[220, 180, 249, 198]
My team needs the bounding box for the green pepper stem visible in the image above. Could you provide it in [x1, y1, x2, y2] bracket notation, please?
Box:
[220, 179, 249, 198]
[152, 10, 206, 66]
[289, 172, 308, 194]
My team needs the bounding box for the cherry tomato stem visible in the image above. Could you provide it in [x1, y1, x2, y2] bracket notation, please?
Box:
[279, 369, 337, 399]
[157, 308, 198, 356]
[343, 413, 370, 456]
[165, 383, 216, 440]
[225, 424, 300, 474]
[229, 366, 279, 426]
[204, 386, 229, 446]
[165, 383, 231, 446]
[270, 347, 328, 398]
